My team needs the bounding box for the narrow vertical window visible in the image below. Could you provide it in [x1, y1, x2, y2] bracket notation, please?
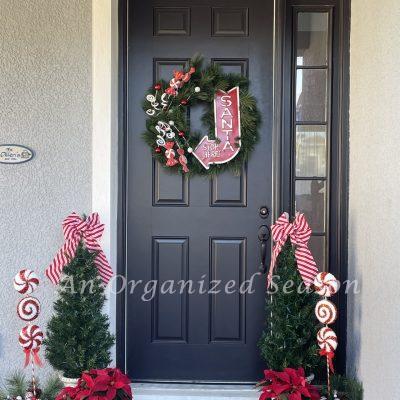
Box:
[293, 10, 331, 270]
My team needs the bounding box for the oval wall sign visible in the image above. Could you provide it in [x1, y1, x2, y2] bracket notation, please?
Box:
[0, 144, 34, 164]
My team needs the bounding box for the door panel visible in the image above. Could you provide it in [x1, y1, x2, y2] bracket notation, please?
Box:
[126, 0, 273, 382]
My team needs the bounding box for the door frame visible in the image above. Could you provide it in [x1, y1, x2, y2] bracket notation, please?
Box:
[116, 0, 350, 376]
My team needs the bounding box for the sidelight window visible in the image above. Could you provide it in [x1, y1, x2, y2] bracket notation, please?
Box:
[279, 0, 349, 373]
[292, 9, 332, 271]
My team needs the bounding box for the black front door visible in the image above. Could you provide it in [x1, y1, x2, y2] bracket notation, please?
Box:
[126, 0, 273, 382]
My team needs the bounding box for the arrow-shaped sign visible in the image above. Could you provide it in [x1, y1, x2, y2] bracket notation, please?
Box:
[192, 87, 241, 169]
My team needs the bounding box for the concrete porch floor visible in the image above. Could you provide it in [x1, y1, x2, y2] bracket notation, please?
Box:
[132, 383, 259, 400]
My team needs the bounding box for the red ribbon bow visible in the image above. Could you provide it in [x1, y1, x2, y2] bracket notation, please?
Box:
[267, 212, 319, 287]
[24, 348, 43, 368]
[320, 349, 335, 373]
[45, 212, 114, 285]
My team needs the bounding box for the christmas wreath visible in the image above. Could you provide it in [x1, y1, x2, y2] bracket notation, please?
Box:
[142, 56, 261, 176]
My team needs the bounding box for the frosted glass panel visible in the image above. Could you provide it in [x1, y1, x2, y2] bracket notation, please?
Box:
[295, 180, 326, 232]
[297, 12, 329, 66]
[296, 125, 327, 177]
[296, 69, 327, 122]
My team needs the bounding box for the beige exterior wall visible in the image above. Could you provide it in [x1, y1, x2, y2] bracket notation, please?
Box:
[0, 0, 92, 378]
[347, 0, 400, 397]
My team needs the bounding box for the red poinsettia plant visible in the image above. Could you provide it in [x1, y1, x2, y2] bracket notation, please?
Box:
[258, 368, 320, 400]
[56, 368, 132, 400]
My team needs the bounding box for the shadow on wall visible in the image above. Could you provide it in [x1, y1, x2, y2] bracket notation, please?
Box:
[0, 332, 3, 361]
[346, 213, 362, 377]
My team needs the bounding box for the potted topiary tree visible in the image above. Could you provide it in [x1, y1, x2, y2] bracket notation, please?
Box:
[258, 239, 323, 376]
[44, 242, 115, 385]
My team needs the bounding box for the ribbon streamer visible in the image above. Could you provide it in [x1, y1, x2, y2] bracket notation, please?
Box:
[45, 212, 113, 285]
[267, 212, 319, 287]
[165, 142, 178, 166]
[24, 348, 43, 368]
[319, 348, 335, 373]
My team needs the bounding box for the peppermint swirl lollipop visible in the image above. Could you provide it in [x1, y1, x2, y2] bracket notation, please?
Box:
[315, 299, 337, 324]
[314, 272, 339, 297]
[317, 327, 338, 352]
[13, 269, 39, 295]
[19, 325, 43, 351]
[17, 297, 41, 322]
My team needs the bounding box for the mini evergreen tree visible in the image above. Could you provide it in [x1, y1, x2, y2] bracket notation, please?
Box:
[258, 240, 322, 375]
[44, 242, 115, 378]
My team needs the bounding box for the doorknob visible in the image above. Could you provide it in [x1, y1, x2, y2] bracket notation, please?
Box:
[258, 225, 270, 273]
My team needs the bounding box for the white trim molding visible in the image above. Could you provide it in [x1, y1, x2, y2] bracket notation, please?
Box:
[92, 0, 120, 362]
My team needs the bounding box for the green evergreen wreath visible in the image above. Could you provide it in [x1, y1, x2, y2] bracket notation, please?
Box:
[142, 56, 261, 176]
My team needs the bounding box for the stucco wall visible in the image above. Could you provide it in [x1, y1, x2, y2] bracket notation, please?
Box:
[347, 0, 400, 397]
[0, 0, 92, 379]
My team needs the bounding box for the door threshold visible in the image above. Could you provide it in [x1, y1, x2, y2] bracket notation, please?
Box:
[132, 383, 259, 399]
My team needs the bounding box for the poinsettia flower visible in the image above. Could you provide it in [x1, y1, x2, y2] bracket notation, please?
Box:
[56, 386, 80, 400]
[89, 369, 109, 376]
[258, 367, 320, 400]
[56, 368, 132, 400]
[105, 369, 132, 399]
[77, 372, 111, 399]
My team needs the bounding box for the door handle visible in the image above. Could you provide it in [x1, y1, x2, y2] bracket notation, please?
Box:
[258, 225, 270, 273]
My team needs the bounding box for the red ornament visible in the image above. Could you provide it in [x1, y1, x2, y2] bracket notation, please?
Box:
[154, 83, 161, 90]
[178, 131, 185, 137]
[155, 147, 161, 153]
[165, 87, 177, 96]
[180, 99, 188, 105]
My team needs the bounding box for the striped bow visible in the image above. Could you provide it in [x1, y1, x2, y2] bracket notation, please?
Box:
[267, 212, 319, 287]
[45, 212, 113, 285]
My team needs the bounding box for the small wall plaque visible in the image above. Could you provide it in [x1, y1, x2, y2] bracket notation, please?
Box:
[0, 144, 34, 164]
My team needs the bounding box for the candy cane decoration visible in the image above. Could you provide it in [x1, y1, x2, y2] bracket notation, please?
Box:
[314, 272, 340, 397]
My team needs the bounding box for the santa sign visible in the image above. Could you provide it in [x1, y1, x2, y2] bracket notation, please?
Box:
[192, 87, 241, 169]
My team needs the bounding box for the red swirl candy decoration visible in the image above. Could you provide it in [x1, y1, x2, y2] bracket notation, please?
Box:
[314, 272, 339, 297]
[13, 269, 39, 295]
[315, 299, 338, 325]
[19, 325, 43, 367]
[317, 327, 338, 373]
[317, 327, 338, 352]
[17, 297, 41, 322]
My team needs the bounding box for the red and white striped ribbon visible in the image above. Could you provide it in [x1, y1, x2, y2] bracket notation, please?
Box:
[45, 212, 113, 285]
[267, 212, 319, 287]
